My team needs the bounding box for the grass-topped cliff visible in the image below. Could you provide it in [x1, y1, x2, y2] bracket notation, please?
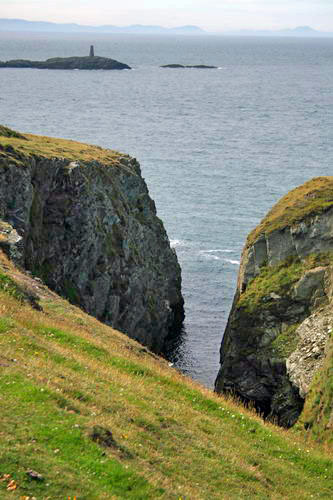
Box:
[247, 176, 333, 247]
[0, 125, 122, 165]
[216, 175, 333, 438]
[1, 250, 333, 499]
[0, 125, 184, 352]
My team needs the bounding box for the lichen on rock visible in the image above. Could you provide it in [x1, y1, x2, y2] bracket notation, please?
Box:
[0, 126, 184, 352]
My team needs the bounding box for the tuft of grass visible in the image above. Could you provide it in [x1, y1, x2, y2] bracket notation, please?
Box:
[271, 323, 301, 358]
[0, 125, 26, 140]
[247, 176, 333, 246]
[0, 317, 15, 333]
[238, 257, 304, 313]
[0, 270, 26, 301]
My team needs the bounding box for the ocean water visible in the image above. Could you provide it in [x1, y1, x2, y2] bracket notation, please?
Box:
[1, 32, 333, 387]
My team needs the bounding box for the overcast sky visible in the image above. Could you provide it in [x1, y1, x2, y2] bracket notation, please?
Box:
[1, 0, 333, 32]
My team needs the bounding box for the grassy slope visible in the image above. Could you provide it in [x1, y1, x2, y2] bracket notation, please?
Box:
[1, 252, 333, 499]
[247, 176, 333, 246]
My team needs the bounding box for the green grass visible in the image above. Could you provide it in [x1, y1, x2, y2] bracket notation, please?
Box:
[238, 252, 333, 315]
[238, 257, 304, 314]
[0, 374, 163, 500]
[1, 256, 333, 498]
[233, 253, 333, 361]
[0, 271, 26, 301]
[0, 125, 124, 166]
[271, 324, 301, 358]
[35, 325, 109, 359]
[247, 176, 333, 246]
[0, 317, 14, 333]
[0, 125, 26, 139]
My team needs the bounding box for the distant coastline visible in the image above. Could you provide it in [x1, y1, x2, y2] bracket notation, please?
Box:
[0, 18, 332, 37]
[0, 18, 205, 35]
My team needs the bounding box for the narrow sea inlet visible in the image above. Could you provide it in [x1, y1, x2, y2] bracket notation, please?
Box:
[1, 32, 333, 386]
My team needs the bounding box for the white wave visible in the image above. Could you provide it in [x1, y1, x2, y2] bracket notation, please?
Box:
[224, 259, 240, 266]
[170, 239, 186, 248]
[199, 251, 221, 260]
[203, 249, 233, 254]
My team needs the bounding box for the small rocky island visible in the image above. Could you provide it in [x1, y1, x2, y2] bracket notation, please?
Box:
[161, 64, 217, 69]
[0, 45, 131, 70]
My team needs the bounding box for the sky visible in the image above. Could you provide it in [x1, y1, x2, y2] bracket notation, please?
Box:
[1, 0, 333, 32]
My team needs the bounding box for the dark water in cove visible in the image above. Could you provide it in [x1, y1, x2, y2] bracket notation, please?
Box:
[1, 32, 333, 387]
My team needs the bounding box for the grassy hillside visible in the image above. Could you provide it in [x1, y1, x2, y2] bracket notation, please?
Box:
[0, 251, 333, 499]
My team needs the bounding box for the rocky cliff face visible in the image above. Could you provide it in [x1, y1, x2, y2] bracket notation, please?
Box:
[215, 177, 333, 427]
[0, 126, 184, 351]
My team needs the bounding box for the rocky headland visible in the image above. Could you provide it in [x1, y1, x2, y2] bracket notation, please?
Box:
[0, 56, 131, 70]
[0, 125, 183, 352]
[215, 177, 333, 430]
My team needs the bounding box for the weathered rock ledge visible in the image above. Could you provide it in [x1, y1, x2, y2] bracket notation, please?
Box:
[215, 177, 333, 427]
[0, 125, 184, 352]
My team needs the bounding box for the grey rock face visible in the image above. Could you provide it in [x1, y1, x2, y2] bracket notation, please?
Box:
[240, 207, 333, 289]
[216, 208, 333, 427]
[287, 309, 331, 398]
[0, 153, 184, 352]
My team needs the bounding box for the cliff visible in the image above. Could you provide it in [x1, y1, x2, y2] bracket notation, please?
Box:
[215, 177, 333, 428]
[0, 125, 183, 352]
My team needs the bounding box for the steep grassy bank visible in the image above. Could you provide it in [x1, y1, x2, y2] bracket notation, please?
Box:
[1, 252, 333, 499]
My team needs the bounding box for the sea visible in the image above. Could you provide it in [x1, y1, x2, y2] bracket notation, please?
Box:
[1, 31, 333, 388]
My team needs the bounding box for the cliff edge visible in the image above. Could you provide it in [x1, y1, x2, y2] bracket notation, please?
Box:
[0, 125, 184, 352]
[215, 177, 333, 428]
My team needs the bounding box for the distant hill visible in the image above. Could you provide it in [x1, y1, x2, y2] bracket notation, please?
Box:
[0, 18, 205, 34]
[280, 26, 322, 35]
[225, 26, 333, 37]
